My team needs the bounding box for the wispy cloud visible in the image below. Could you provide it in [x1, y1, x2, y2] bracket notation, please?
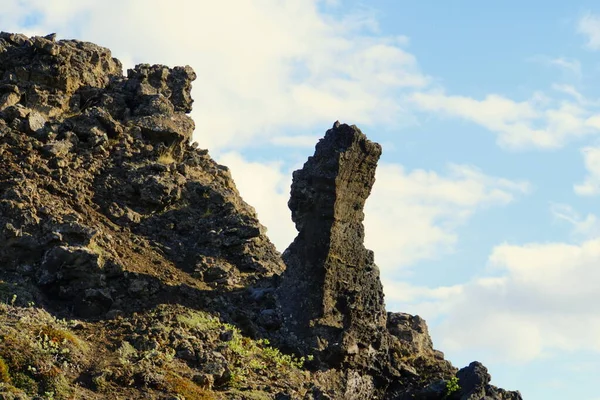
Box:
[578, 12, 600, 50]
[364, 163, 530, 270]
[552, 84, 585, 103]
[551, 203, 600, 238]
[527, 55, 583, 81]
[574, 146, 600, 195]
[549, 57, 582, 77]
[410, 90, 600, 149]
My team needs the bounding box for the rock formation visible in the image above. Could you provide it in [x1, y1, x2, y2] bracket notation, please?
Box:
[0, 32, 284, 320]
[0, 32, 522, 400]
[276, 123, 521, 400]
[278, 122, 387, 371]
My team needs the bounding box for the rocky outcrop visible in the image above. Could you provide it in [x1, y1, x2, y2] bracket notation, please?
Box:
[0, 32, 521, 400]
[453, 362, 523, 400]
[0, 32, 283, 323]
[0, 32, 121, 117]
[278, 122, 387, 372]
[276, 122, 521, 400]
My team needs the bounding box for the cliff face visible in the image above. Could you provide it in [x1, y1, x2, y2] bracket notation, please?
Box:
[0, 32, 521, 400]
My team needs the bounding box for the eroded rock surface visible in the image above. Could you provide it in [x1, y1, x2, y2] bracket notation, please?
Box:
[453, 362, 523, 400]
[0, 33, 283, 325]
[279, 122, 386, 372]
[276, 122, 521, 400]
[0, 32, 522, 400]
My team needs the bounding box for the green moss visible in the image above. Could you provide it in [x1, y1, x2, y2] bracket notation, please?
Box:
[161, 372, 218, 400]
[0, 333, 35, 371]
[87, 241, 109, 267]
[40, 373, 71, 400]
[176, 312, 221, 331]
[0, 356, 10, 383]
[0, 308, 89, 399]
[228, 389, 272, 400]
[116, 341, 138, 365]
[11, 372, 38, 395]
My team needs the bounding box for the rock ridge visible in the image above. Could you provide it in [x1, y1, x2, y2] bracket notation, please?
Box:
[0, 32, 522, 400]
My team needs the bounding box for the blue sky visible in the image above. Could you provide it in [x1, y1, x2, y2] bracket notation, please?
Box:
[6, 1, 600, 398]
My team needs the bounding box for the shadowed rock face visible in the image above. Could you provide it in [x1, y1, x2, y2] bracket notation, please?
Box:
[453, 362, 523, 400]
[278, 122, 387, 371]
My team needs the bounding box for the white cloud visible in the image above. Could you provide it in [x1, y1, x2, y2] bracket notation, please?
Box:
[552, 84, 586, 104]
[3, 0, 429, 152]
[551, 203, 600, 238]
[365, 163, 530, 270]
[215, 152, 296, 251]
[382, 279, 463, 315]
[397, 237, 600, 363]
[578, 12, 600, 50]
[269, 135, 319, 148]
[549, 57, 582, 76]
[410, 91, 599, 149]
[574, 146, 600, 195]
[528, 55, 582, 78]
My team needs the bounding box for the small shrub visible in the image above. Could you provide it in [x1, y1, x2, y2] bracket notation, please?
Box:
[444, 376, 460, 398]
[157, 144, 178, 165]
[37, 325, 81, 347]
[161, 372, 218, 400]
[0, 357, 10, 383]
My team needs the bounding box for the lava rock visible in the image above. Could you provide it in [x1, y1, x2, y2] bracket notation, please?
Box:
[277, 121, 387, 397]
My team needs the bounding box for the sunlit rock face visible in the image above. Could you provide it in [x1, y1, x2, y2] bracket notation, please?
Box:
[0, 32, 522, 400]
[0, 32, 284, 320]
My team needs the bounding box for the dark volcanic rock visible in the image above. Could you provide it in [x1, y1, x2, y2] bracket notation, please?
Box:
[453, 362, 523, 400]
[0, 32, 522, 400]
[278, 121, 387, 372]
[0, 32, 122, 118]
[0, 33, 283, 322]
[276, 122, 521, 400]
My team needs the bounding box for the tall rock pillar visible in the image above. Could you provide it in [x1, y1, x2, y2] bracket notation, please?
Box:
[278, 122, 387, 371]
